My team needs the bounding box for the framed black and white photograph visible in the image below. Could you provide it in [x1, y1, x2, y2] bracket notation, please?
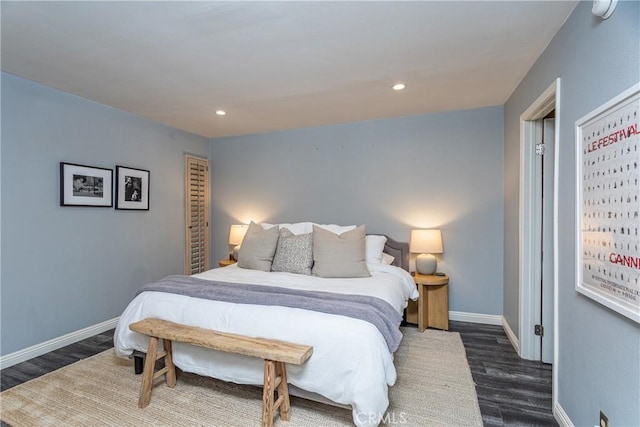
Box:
[575, 83, 640, 323]
[60, 162, 113, 207]
[115, 166, 149, 210]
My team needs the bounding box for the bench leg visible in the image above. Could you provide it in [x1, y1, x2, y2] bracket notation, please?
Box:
[262, 360, 291, 427]
[163, 339, 177, 388]
[139, 336, 159, 408]
[262, 360, 276, 427]
[275, 361, 291, 421]
[137, 337, 177, 409]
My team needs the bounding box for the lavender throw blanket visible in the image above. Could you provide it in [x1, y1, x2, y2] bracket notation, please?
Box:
[137, 275, 403, 352]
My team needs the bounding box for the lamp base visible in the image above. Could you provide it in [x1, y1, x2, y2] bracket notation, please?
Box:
[416, 253, 437, 275]
[232, 245, 240, 261]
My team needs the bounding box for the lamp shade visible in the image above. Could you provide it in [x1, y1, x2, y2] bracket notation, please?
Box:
[228, 224, 248, 246]
[410, 229, 443, 275]
[410, 229, 443, 254]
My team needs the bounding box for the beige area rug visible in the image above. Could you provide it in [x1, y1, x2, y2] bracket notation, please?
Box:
[1, 328, 482, 426]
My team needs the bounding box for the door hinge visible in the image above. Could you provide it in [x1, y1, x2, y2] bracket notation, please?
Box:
[535, 143, 546, 156]
[534, 324, 544, 336]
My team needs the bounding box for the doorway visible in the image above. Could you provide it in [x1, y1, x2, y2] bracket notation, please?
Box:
[519, 78, 560, 405]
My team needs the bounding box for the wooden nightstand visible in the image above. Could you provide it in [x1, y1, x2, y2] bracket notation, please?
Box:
[405, 273, 449, 331]
[218, 259, 236, 267]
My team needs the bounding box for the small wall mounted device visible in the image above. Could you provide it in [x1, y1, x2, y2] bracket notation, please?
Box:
[592, 0, 617, 19]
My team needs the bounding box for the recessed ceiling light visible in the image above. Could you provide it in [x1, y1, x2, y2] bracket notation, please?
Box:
[392, 83, 406, 91]
[216, 110, 226, 116]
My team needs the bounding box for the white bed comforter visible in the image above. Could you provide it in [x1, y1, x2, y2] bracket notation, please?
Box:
[114, 263, 418, 427]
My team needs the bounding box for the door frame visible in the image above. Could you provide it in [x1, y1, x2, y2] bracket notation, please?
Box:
[518, 78, 560, 401]
[541, 117, 555, 364]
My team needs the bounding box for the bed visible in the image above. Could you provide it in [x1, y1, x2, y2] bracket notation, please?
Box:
[114, 222, 417, 427]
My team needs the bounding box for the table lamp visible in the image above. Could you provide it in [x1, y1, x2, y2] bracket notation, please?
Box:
[410, 229, 443, 275]
[228, 224, 248, 260]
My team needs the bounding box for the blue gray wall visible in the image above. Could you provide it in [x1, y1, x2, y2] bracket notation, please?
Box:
[504, 1, 639, 425]
[210, 106, 504, 317]
[0, 73, 209, 355]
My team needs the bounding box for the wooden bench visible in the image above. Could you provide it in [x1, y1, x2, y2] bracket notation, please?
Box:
[129, 318, 313, 427]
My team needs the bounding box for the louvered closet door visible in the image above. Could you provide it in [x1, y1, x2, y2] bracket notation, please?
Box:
[184, 155, 210, 274]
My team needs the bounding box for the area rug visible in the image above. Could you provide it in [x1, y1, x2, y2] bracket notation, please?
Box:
[1, 328, 482, 426]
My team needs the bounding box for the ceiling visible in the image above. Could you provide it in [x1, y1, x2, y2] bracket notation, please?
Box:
[1, 1, 577, 139]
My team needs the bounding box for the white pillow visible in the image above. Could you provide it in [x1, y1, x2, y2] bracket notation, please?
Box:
[365, 235, 387, 264]
[314, 224, 357, 235]
[381, 252, 395, 265]
[261, 222, 312, 235]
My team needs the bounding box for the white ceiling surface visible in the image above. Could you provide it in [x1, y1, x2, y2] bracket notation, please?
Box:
[1, 1, 577, 139]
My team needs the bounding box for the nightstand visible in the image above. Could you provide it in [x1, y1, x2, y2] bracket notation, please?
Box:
[405, 273, 449, 331]
[219, 259, 236, 267]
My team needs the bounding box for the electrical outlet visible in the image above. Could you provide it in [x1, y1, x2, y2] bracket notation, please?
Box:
[600, 411, 609, 427]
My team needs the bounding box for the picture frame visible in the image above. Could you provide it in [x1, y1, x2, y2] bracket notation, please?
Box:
[60, 162, 113, 207]
[115, 165, 150, 210]
[575, 83, 640, 324]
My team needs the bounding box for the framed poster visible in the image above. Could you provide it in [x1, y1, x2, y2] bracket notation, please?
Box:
[115, 165, 150, 210]
[60, 162, 113, 207]
[576, 83, 640, 323]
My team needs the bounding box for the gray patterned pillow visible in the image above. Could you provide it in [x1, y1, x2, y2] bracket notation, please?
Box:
[271, 228, 313, 275]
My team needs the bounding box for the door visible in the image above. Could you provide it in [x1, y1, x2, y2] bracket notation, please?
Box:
[540, 118, 555, 364]
[184, 155, 209, 274]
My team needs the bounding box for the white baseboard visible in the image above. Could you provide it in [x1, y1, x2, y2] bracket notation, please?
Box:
[0, 317, 119, 369]
[502, 317, 520, 355]
[554, 401, 574, 427]
[449, 311, 502, 325]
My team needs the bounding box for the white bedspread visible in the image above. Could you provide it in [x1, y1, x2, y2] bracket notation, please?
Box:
[114, 263, 418, 427]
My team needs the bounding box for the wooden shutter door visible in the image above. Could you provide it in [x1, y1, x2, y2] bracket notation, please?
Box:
[185, 155, 209, 274]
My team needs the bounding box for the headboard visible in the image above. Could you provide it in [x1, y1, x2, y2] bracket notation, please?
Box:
[382, 235, 409, 272]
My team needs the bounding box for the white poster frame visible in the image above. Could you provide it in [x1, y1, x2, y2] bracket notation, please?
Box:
[575, 83, 640, 324]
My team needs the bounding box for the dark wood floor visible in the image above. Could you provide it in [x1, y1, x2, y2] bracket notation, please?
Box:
[1, 330, 116, 393]
[449, 322, 557, 427]
[1, 321, 556, 426]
